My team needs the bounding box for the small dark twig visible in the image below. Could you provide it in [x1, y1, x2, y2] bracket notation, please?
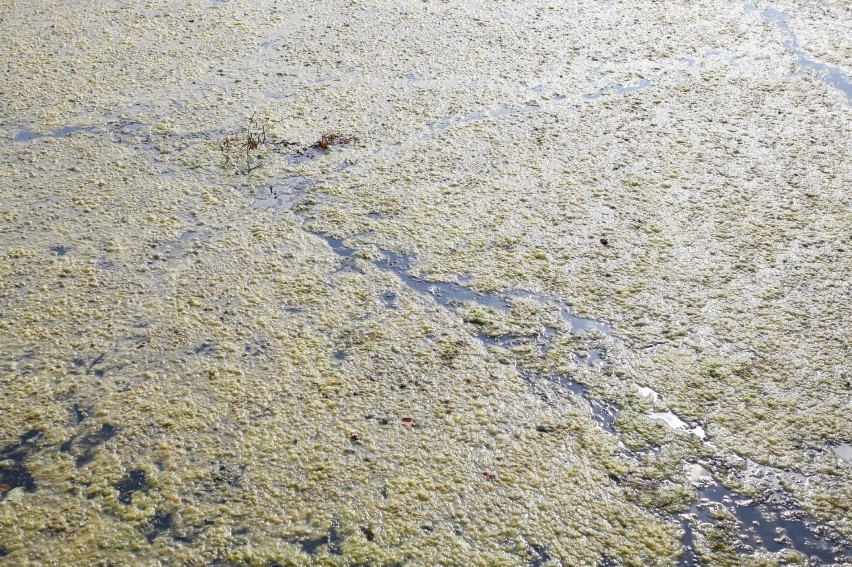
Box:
[218, 113, 269, 174]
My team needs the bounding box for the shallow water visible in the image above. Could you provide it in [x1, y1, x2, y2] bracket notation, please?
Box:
[1, 0, 850, 565]
[12, 126, 93, 142]
[679, 479, 849, 565]
[309, 214, 848, 565]
[831, 443, 852, 462]
[747, 3, 852, 102]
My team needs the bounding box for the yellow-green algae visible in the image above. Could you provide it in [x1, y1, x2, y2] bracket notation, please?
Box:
[295, 5, 852, 555]
[0, 135, 687, 566]
[760, 0, 852, 69]
[1, 0, 850, 565]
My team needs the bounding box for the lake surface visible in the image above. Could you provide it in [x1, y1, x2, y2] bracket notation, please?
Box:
[1, 1, 850, 565]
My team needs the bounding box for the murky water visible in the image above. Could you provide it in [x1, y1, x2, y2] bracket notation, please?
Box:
[746, 3, 852, 102]
[2, 0, 850, 565]
[273, 101, 852, 563]
[302, 204, 848, 565]
[12, 126, 93, 142]
[679, 478, 849, 566]
[286, 97, 850, 565]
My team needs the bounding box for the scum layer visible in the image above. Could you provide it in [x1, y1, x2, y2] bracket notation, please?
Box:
[1, 0, 850, 565]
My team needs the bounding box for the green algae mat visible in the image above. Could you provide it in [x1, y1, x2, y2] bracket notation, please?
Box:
[1, 1, 850, 565]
